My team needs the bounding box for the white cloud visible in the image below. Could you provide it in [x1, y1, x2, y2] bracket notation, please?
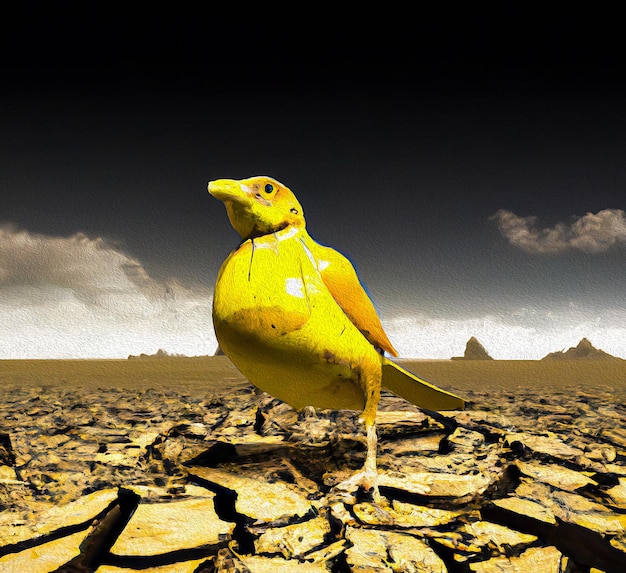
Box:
[2, 225, 625, 361]
[491, 208, 626, 254]
[384, 306, 626, 360]
[0, 225, 217, 358]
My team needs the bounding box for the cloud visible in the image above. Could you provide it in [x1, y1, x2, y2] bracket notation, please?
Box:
[3, 225, 626, 361]
[0, 225, 217, 358]
[384, 305, 626, 360]
[491, 208, 626, 254]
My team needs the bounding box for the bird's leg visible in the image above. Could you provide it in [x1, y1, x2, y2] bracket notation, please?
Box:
[359, 360, 381, 494]
[332, 361, 383, 501]
[356, 361, 382, 500]
[331, 418, 381, 503]
[363, 420, 380, 501]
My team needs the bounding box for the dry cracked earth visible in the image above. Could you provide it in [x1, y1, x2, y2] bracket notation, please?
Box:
[1, 375, 626, 572]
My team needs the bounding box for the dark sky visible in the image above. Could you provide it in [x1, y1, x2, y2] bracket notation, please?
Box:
[1, 7, 625, 358]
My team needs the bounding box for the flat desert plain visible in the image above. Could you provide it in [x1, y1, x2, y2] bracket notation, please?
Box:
[1, 355, 625, 397]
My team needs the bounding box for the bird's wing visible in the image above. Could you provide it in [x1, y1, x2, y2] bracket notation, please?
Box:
[307, 240, 398, 356]
[382, 358, 465, 410]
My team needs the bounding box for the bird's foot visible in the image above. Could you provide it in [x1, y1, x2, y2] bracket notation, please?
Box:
[332, 466, 381, 504]
[330, 468, 393, 526]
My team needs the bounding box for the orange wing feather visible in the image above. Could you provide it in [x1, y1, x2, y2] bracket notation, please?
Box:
[309, 241, 398, 357]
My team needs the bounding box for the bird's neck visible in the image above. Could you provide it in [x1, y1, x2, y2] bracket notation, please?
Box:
[242, 223, 306, 243]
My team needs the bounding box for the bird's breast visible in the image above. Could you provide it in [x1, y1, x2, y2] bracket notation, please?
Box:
[213, 235, 323, 342]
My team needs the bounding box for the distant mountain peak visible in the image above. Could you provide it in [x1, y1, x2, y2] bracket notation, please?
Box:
[452, 336, 494, 360]
[542, 338, 620, 361]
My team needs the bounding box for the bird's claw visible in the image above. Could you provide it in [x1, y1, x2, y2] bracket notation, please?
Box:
[332, 467, 381, 503]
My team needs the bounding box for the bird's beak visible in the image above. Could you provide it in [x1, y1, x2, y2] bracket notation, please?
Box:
[208, 179, 249, 203]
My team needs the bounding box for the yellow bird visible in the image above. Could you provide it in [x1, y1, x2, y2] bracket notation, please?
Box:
[208, 176, 464, 496]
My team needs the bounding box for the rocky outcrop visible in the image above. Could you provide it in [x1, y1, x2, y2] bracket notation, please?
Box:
[1, 374, 625, 571]
[452, 336, 494, 360]
[128, 348, 187, 359]
[542, 337, 621, 361]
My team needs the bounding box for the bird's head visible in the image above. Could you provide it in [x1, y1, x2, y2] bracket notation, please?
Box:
[208, 176, 305, 239]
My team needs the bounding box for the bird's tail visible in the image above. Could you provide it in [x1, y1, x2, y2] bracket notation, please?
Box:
[381, 359, 465, 411]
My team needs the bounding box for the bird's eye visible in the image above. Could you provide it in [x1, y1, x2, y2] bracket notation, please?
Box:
[264, 184, 274, 194]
